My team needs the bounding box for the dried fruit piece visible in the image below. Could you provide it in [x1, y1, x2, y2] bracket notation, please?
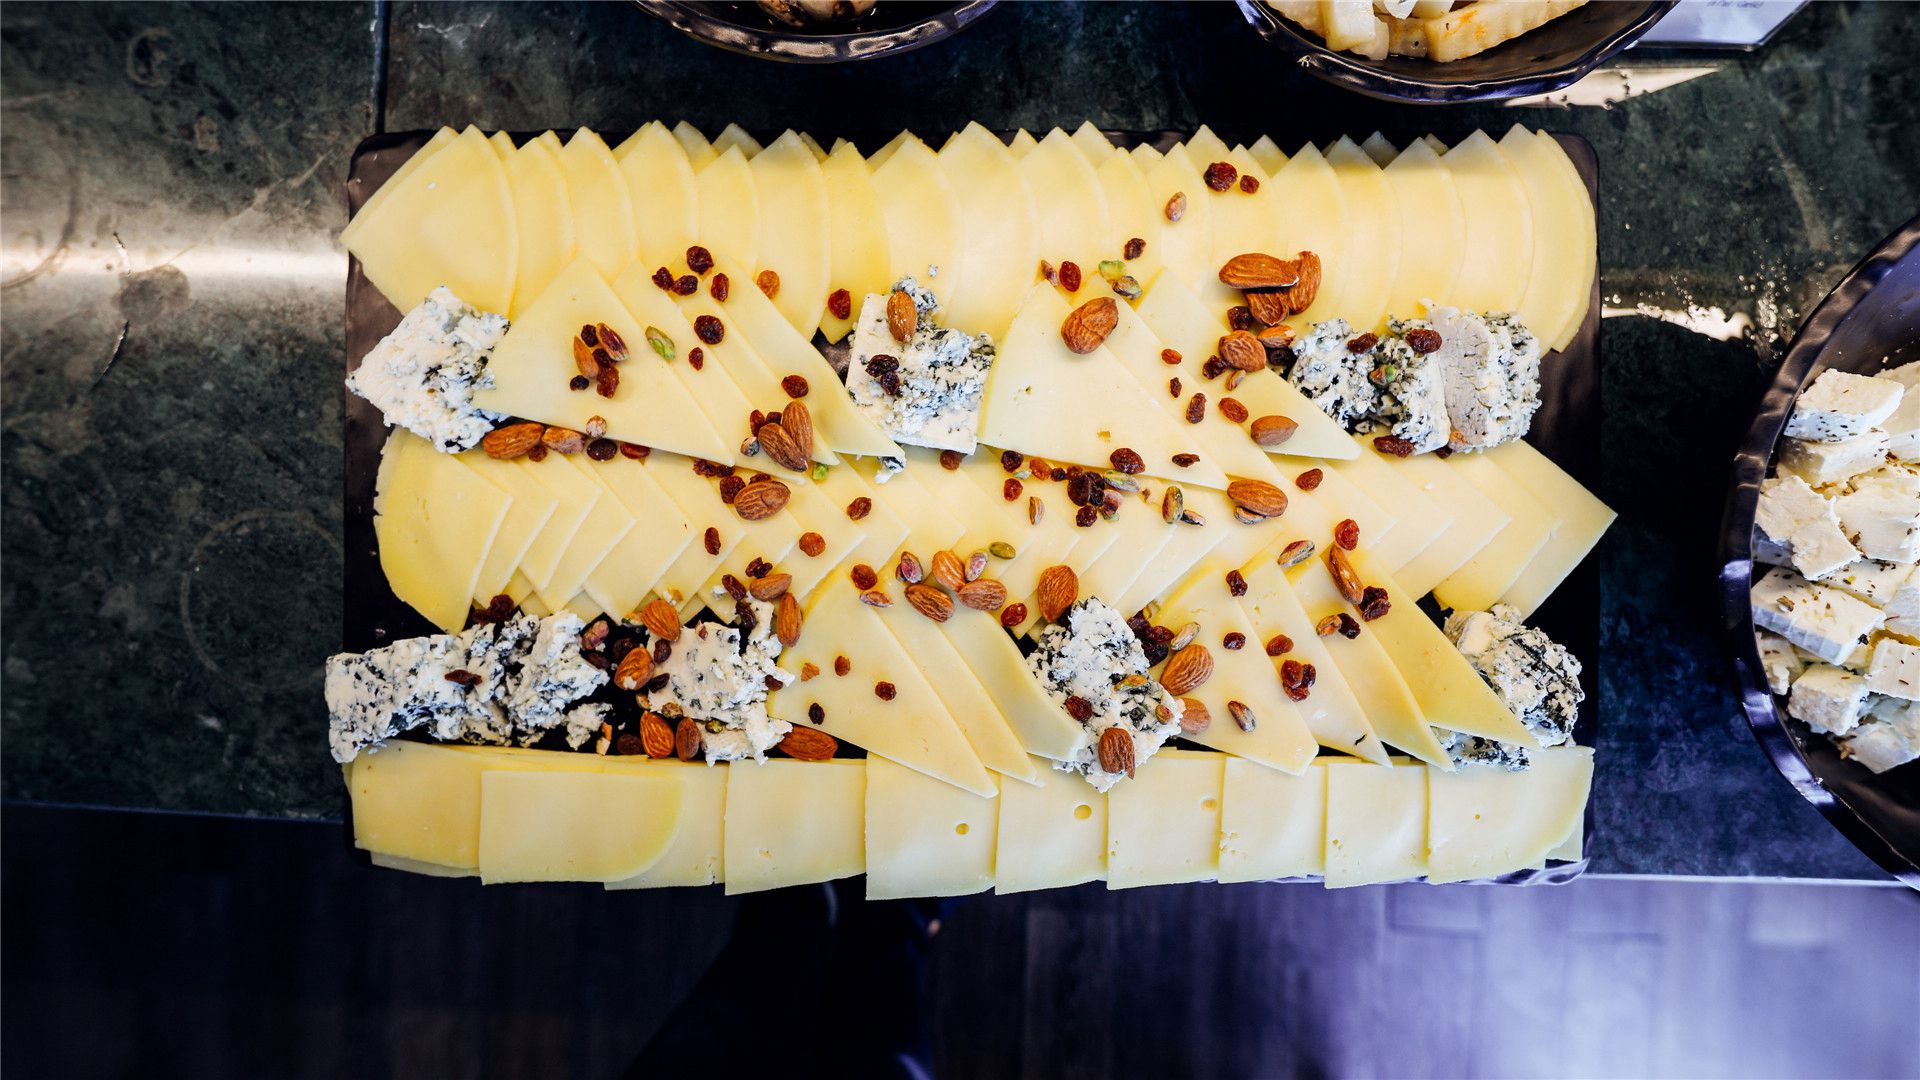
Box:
[1061, 297, 1119, 354]
[703, 527, 722, 555]
[594, 364, 620, 398]
[1204, 161, 1237, 192]
[721, 574, 748, 601]
[886, 289, 917, 342]
[710, 273, 730, 302]
[1372, 435, 1417, 458]
[1124, 236, 1146, 259]
[845, 495, 872, 521]
[965, 550, 988, 581]
[827, 288, 852, 319]
[1218, 331, 1267, 372]
[1227, 479, 1289, 519]
[1218, 253, 1299, 290]
[755, 269, 780, 299]
[956, 577, 1008, 612]
[1238, 174, 1260, 194]
[686, 245, 714, 274]
[1280, 659, 1316, 702]
[1333, 518, 1360, 551]
[1347, 331, 1380, 353]
[1219, 397, 1250, 424]
[797, 531, 826, 558]
[1264, 634, 1294, 657]
[774, 592, 803, 646]
[1000, 603, 1029, 629]
[1165, 191, 1187, 222]
[674, 274, 698, 295]
[1037, 565, 1078, 622]
[781, 374, 809, 398]
[1004, 477, 1024, 501]
[1160, 644, 1214, 695]
[1225, 569, 1248, 597]
[1097, 725, 1137, 778]
[733, 478, 791, 521]
[1109, 447, 1145, 475]
[651, 266, 675, 290]
[850, 564, 880, 590]
[834, 655, 852, 676]
[1185, 393, 1207, 424]
[482, 422, 544, 459]
[874, 681, 898, 701]
[1171, 452, 1200, 468]
[1288, 251, 1322, 312]
[1358, 586, 1391, 622]
[1178, 698, 1211, 735]
[1059, 260, 1083, 293]
[939, 449, 963, 470]
[694, 314, 725, 344]
[640, 599, 682, 641]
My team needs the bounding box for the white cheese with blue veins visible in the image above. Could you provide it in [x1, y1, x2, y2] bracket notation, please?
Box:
[1374, 333, 1451, 454]
[346, 286, 510, 453]
[1444, 602, 1584, 750]
[1028, 598, 1182, 792]
[1389, 306, 1541, 452]
[646, 597, 793, 764]
[1783, 369, 1905, 443]
[1750, 566, 1885, 665]
[1283, 318, 1384, 432]
[845, 276, 994, 454]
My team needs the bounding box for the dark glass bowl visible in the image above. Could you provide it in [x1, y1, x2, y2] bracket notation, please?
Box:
[636, 0, 998, 64]
[1235, 0, 1675, 104]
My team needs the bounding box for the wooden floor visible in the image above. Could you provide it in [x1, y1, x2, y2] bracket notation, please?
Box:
[4, 805, 1915, 1080]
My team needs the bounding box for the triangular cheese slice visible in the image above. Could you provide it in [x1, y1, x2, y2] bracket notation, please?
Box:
[457, 453, 560, 605]
[1095, 150, 1164, 286]
[671, 121, 716, 169]
[869, 598, 1037, 785]
[1379, 139, 1465, 321]
[936, 122, 1040, 341]
[500, 132, 577, 315]
[1018, 128, 1112, 273]
[849, 457, 967, 554]
[353, 126, 455, 225]
[711, 122, 763, 158]
[942, 615, 1089, 764]
[580, 456, 694, 619]
[373, 431, 511, 632]
[344, 125, 515, 315]
[1247, 134, 1288, 176]
[607, 262, 760, 455]
[1485, 438, 1614, 617]
[533, 454, 635, 612]
[1496, 126, 1593, 351]
[1152, 575, 1319, 775]
[1067, 120, 1115, 164]
[694, 145, 761, 270]
[613, 121, 699, 268]
[1323, 136, 1400, 333]
[1235, 558, 1387, 764]
[819, 140, 892, 343]
[1441, 130, 1534, 314]
[1432, 450, 1556, 613]
[870, 136, 963, 308]
[557, 129, 638, 277]
[1267, 143, 1348, 325]
[1141, 143, 1216, 290]
[643, 454, 741, 608]
[1378, 443, 1512, 598]
[749, 131, 831, 338]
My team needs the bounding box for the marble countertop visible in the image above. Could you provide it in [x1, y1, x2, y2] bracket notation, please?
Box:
[3, 1, 1915, 880]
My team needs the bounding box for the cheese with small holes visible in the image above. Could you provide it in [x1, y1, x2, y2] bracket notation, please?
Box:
[1484, 439, 1615, 617]
[865, 755, 1000, 899]
[375, 431, 513, 632]
[612, 122, 698, 268]
[723, 759, 866, 895]
[871, 136, 963, 309]
[994, 759, 1108, 893]
[818, 139, 892, 343]
[580, 457, 693, 620]
[478, 769, 680, 884]
[1218, 758, 1328, 882]
[343, 125, 517, 316]
[1105, 749, 1225, 889]
[603, 759, 727, 888]
[694, 145, 761, 271]
[558, 129, 639, 278]
[349, 742, 595, 870]
[459, 454, 560, 606]
[1426, 744, 1592, 884]
[937, 122, 1041, 342]
[748, 131, 831, 338]
[1323, 758, 1429, 888]
[1151, 576, 1319, 775]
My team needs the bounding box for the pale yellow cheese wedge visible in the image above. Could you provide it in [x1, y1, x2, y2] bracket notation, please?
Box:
[779, 467, 892, 602]
[685, 499, 803, 621]
[533, 454, 636, 613]
[936, 121, 1040, 341]
[511, 446, 604, 592]
[1380, 442, 1512, 599]
[1141, 143, 1217, 290]
[607, 261, 762, 449]
[1078, 484, 1179, 610]
[1360, 131, 1397, 168]
[643, 455, 742, 608]
[375, 431, 512, 632]
[935, 446, 1110, 608]
[849, 456, 967, 554]
[1018, 128, 1113, 275]
[1432, 450, 1556, 613]
[941, 614, 1090, 764]
[349, 742, 597, 870]
[1168, 484, 1295, 591]
[1267, 143, 1348, 325]
[1095, 150, 1165, 286]
[1067, 119, 1115, 164]
[1218, 757, 1327, 882]
[1303, 458, 1403, 565]
[1379, 139, 1464, 322]
[1129, 142, 1163, 168]
[870, 136, 963, 308]
[1006, 128, 1039, 159]
[580, 456, 695, 620]
[558, 129, 639, 278]
[1183, 125, 1233, 168]
[1106, 749, 1225, 889]
[613, 121, 700, 268]
[497, 132, 577, 315]
[1323, 136, 1400, 333]
[694, 145, 761, 270]
[474, 259, 733, 463]
[672, 121, 717, 169]
[1547, 817, 1583, 863]
[868, 598, 1036, 786]
[343, 125, 516, 315]
[1492, 125, 1578, 351]
[514, 580, 550, 617]
[711, 122, 763, 159]
[1194, 140, 1278, 312]
[1235, 559, 1386, 764]
[724, 758, 866, 894]
[459, 454, 560, 605]
[866, 129, 914, 170]
[478, 769, 681, 884]
[1440, 130, 1533, 315]
[1114, 510, 1231, 620]
[1152, 575, 1319, 775]
[603, 759, 728, 888]
[370, 853, 474, 878]
[819, 139, 892, 343]
[749, 131, 832, 337]
[809, 460, 905, 571]
[1485, 438, 1613, 617]
[1323, 758, 1428, 888]
[995, 758, 1106, 893]
[770, 583, 995, 796]
[1524, 128, 1595, 352]
[1247, 135, 1288, 177]
[355, 126, 455, 224]
[1324, 444, 1442, 573]
[865, 755, 1000, 898]
[1426, 744, 1593, 884]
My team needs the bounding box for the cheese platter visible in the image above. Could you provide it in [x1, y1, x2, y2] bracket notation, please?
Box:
[334, 122, 1611, 893]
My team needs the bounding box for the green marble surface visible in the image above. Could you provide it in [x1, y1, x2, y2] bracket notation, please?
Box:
[2, 1, 1915, 878]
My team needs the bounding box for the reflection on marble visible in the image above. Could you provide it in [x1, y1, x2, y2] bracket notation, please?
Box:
[2, 1, 1915, 877]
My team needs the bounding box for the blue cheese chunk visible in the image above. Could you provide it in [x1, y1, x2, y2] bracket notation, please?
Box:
[1284, 318, 1383, 431]
[1444, 602, 1583, 749]
[1786, 663, 1871, 735]
[1784, 369, 1905, 443]
[1751, 566, 1885, 665]
[499, 613, 608, 748]
[1374, 334, 1449, 454]
[1028, 598, 1183, 792]
[845, 276, 994, 454]
[346, 286, 509, 453]
[1435, 728, 1531, 771]
[1483, 312, 1544, 447]
[1395, 306, 1538, 452]
[1839, 696, 1920, 773]
[325, 634, 479, 763]
[647, 598, 793, 764]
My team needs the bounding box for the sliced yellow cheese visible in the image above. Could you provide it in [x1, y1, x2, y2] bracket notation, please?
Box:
[603, 758, 728, 888]
[1323, 758, 1428, 888]
[1096, 149, 1165, 286]
[561, 592, 600, 621]
[1427, 744, 1594, 884]
[1106, 749, 1225, 889]
[1360, 130, 1397, 168]
[1079, 486, 1179, 610]
[941, 447, 1103, 605]
[513, 445, 607, 590]
[1006, 128, 1039, 159]
[1115, 511, 1230, 619]
[344, 125, 516, 315]
[666, 270, 837, 467]
[686, 496, 802, 620]
[1067, 119, 1115, 164]
[478, 769, 680, 884]
[1379, 139, 1463, 322]
[558, 129, 639, 278]
[749, 131, 831, 337]
[723, 759, 866, 895]
[865, 755, 999, 899]
[1381, 445, 1512, 599]
[781, 468, 894, 602]
[941, 614, 1090, 763]
[607, 261, 761, 448]
[1548, 817, 1584, 863]
[867, 590, 1036, 784]
[1018, 127, 1113, 274]
[1195, 140, 1278, 312]
[1267, 143, 1348, 325]
[1132, 273, 1357, 461]
[532, 455, 635, 612]
[849, 456, 967, 554]
[1432, 450, 1556, 613]
[475, 259, 733, 463]
[1141, 143, 1217, 290]
[1324, 445, 1443, 574]
[1169, 485, 1290, 588]
[809, 462, 905, 571]
[354, 126, 455, 224]
[870, 136, 963, 308]
[1440, 129, 1533, 314]
[770, 583, 995, 796]
[370, 853, 474, 878]
[1129, 142, 1163, 168]
[1218, 757, 1326, 883]
[1152, 575, 1319, 775]
[936, 121, 1040, 341]
[694, 144, 761, 270]
[580, 456, 694, 620]
[499, 131, 577, 315]
[1494, 125, 1585, 353]
[1323, 136, 1400, 333]
[1302, 458, 1403, 564]
[672, 121, 717, 169]
[995, 759, 1107, 893]
[613, 121, 699, 268]
[1247, 134, 1288, 177]
[375, 431, 512, 632]
[459, 453, 560, 605]
[644, 455, 742, 608]
[711, 122, 763, 159]
[1485, 438, 1614, 617]
[819, 139, 892, 343]
[1534, 130, 1596, 352]
[866, 129, 913, 171]
[348, 742, 595, 869]
[1235, 559, 1386, 764]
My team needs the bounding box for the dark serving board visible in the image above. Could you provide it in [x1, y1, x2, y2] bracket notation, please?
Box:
[342, 128, 1603, 886]
[1720, 215, 1920, 889]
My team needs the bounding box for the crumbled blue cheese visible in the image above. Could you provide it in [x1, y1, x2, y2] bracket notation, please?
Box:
[1028, 598, 1181, 791]
[500, 613, 607, 748]
[1374, 334, 1450, 454]
[1784, 369, 1905, 443]
[1283, 318, 1383, 431]
[845, 276, 994, 453]
[1444, 603, 1584, 749]
[646, 598, 793, 764]
[1436, 729, 1531, 771]
[346, 286, 509, 452]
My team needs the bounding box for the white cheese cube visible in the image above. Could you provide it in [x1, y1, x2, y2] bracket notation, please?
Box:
[1834, 466, 1920, 562]
[1786, 663, 1871, 735]
[1838, 696, 1920, 773]
[1754, 474, 1833, 566]
[1778, 430, 1889, 487]
[1815, 559, 1915, 607]
[1755, 630, 1805, 695]
[1787, 516, 1860, 580]
[1864, 639, 1920, 700]
[1783, 369, 1905, 443]
[1750, 566, 1885, 665]
[1875, 361, 1920, 460]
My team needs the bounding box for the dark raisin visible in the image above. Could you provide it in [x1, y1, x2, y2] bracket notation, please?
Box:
[865, 354, 900, 375]
[1201, 356, 1228, 380]
[1334, 518, 1359, 550]
[874, 681, 897, 701]
[808, 703, 825, 724]
[595, 365, 619, 397]
[1358, 586, 1391, 622]
[1186, 393, 1207, 424]
[694, 315, 724, 344]
[1110, 448, 1145, 475]
[586, 437, 618, 461]
[1004, 478, 1023, 501]
[686, 245, 714, 274]
[1148, 624, 1176, 645]
[569, 375, 591, 391]
[719, 475, 745, 503]
[710, 273, 730, 302]
[1075, 505, 1097, 528]
[651, 266, 675, 290]
[1067, 472, 1094, 506]
[486, 593, 515, 621]
[1347, 332, 1380, 353]
[1143, 641, 1169, 666]
[1000, 603, 1028, 629]
[1223, 632, 1246, 650]
[1405, 327, 1442, 354]
[1059, 261, 1083, 293]
[827, 289, 853, 320]
[704, 526, 721, 555]
[616, 733, 644, 756]
[940, 449, 964, 470]
[1172, 452, 1200, 467]
[734, 600, 757, 636]
[1002, 449, 1024, 472]
[1065, 695, 1094, 722]
[1124, 237, 1146, 260]
[1219, 398, 1249, 423]
[1372, 435, 1416, 458]
[688, 346, 705, 370]
[1296, 468, 1323, 491]
[1169, 376, 1183, 398]
[877, 371, 902, 396]
[653, 639, 672, 664]
[1204, 161, 1237, 192]
[1228, 305, 1257, 332]
[445, 668, 481, 686]
[674, 274, 698, 296]
[645, 673, 671, 693]
[1265, 634, 1293, 657]
[527, 443, 548, 462]
[692, 458, 734, 478]
[1225, 569, 1247, 597]
[781, 375, 809, 398]
[850, 564, 879, 590]
[847, 496, 872, 521]
[1238, 174, 1260, 194]
[1435, 446, 1454, 460]
[721, 574, 747, 601]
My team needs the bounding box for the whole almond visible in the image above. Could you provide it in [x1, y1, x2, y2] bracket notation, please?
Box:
[1160, 643, 1214, 696]
[1218, 253, 1299, 290]
[1061, 297, 1119, 355]
[905, 582, 954, 623]
[1288, 251, 1322, 312]
[1218, 331, 1267, 373]
[1250, 415, 1298, 448]
[930, 550, 966, 592]
[779, 725, 839, 761]
[639, 710, 675, 758]
[733, 478, 791, 521]
[542, 426, 587, 454]
[887, 289, 917, 342]
[1036, 565, 1079, 622]
[774, 592, 802, 646]
[748, 572, 792, 601]
[482, 422, 544, 459]
[1327, 547, 1364, 605]
[755, 421, 809, 472]
[1246, 288, 1290, 327]
[640, 598, 682, 641]
[956, 577, 1008, 612]
[572, 336, 602, 378]
[780, 400, 815, 462]
[1097, 725, 1137, 778]
[1178, 698, 1211, 735]
[614, 647, 654, 691]
[1227, 479, 1289, 519]
[675, 717, 702, 761]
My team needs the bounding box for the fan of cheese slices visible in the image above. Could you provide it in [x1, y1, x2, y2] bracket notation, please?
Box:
[336, 121, 1612, 891]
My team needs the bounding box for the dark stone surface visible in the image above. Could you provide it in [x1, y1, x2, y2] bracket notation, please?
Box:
[4, 1, 1917, 878]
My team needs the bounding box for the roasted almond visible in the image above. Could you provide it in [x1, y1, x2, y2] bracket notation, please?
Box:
[675, 717, 702, 760]
[1218, 331, 1267, 373]
[780, 400, 815, 462]
[640, 710, 675, 758]
[542, 426, 587, 454]
[779, 725, 839, 761]
[887, 289, 917, 342]
[1097, 725, 1136, 778]
[905, 582, 954, 623]
[1250, 415, 1298, 447]
[573, 336, 603, 378]
[1159, 644, 1214, 696]
[773, 592, 802, 646]
[1036, 565, 1078, 622]
[1289, 251, 1322, 313]
[755, 421, 809, 472]
[1327, 546, 1364, 605]
[1178, 697, 1211, 735]
[1246, 288, 1291, 327]
[733, 478, 791, 521]
[930, 549, 966, 592]
[639, 598, 682, 641]
[1227, 479, 1289, 519]
[1061, 297, 1119, 354]
[748, 572, 792, 601]
[614, 647, 654, 691]
[1218, 253, 1299, 290]
[482, 422, 544, 459]
[956, 577, 1008, 612]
